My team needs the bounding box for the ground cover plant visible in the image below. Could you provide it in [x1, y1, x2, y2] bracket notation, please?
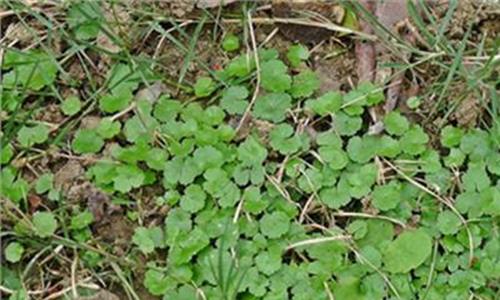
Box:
[1, 1, 499, 299]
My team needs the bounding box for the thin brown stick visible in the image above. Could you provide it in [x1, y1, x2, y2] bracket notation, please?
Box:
[332, 211, 407, 228]
[235, 11, 261, 134]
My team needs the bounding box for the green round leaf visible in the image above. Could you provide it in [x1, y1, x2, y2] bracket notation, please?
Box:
[194, 77, 215, 98]
[383, 229, 432, 273]
[372, 181, 401, 211]
[383, 111, 409, 136]
[440, 125, 464, 148]
[72, 129, 104, 154]
[17, 124, 50, 148]
[306, 91, 342, 116]
[1, 143, 14, 164]
[35, 173, 53, 194]
[180, 184, 206, 213]
[260, 211, 290, 238]
[5, 242, 24, 263]
[290, 69, 320, 98]
[99, 90, 132, 113]
[33, 211, 58, 238]
[260, 59, 291, 93]
[287, 44, 309, 67]
[252, 93, 292, 123]
[61, 95, 81, 116]
[222, 34, 240, 52]
[220, 85, 248, 115]
[437, 210, 461, 235]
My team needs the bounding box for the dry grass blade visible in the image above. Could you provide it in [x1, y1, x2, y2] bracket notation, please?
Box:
[332, 211, 407, 228]
[235, 10, 261, 134]
[225, 17, 377, 41]
[286, 235, 351, 251]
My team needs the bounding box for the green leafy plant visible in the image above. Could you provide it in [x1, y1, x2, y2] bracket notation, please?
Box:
[32, 212, 58, 238]
[260, 59, 291, 93]
[4, 242, 24, 263]
[2, 50, 58, 90]
[17, 124, 49, 148]
[61, 95, 82, 116]
[194, 76, 216, 97]
[286, 44, 309, 67]
[3, 26, 498, 300]
[382, 229, 432, 273]
[72, 129, 104, 154]
[222, 34, 240, 52]
[252, 93, 292, 122]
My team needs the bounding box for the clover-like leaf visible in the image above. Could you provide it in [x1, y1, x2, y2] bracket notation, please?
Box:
[437, 211, 461, 235]
[357, 81, 384, 106]
[260, 211, 290, 239]
[400, 125, 429, 155]
[318, 146, 348, 170]
[99, 90, 132, 113]
[33, 212, 58, 238]
[260, 59, 291, 92]
[113, 164, 145, 193]
[243, 186, 267, 214]
[346, 136, 377, 163]
[306, 91, 342, 116]
[269, 123, 302, 155]
[440, 125, 464, 148]
[2, 50, 58, 90]
[444, 148, 466, 168]
[153, 97, 182, 122]
[70, 210, 94, 230]
[143, 269, 174, 296]
[61, 95, 81, 116]
[1, 143, 14, 164]
[5, 242, 24, 263]
[238, 136, 268, 166]
[460, 129, 492, 162]
[290, 69, 320, 98]
[17, 124, 49, 148]
[72, 129, 104, 154]
[255, 250, 282, 276]
[222, 34, 240, 52]
[287, 44, 309, 67]
[320, 186, 351, 209]
[96, 118, 121, 139]
[145, 148, 168, 171]
[342, 90, 365, 116]
[180, 184, 206, 213]
[133, 226, 164, 254]
[376, 135, 401, 158]
[252, 93, 292, 122]
[67, 2, 103, 40]
[193, 146, 224, 171]
[372, 181, 402, 211]
[220, 85, 249, 115]
[1, 168, 29, 203]
[225, 53, 255, 78]
[334, 112, 362, 136]
[462, 163, 490, 192]
[194, 76, 216, 97]
[384, 111, 409, 136]
[347, 220, 368, 240]
[169, 227, 209, 265]
[383, 229, 432, 273]
[35, 173, 54, 195]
